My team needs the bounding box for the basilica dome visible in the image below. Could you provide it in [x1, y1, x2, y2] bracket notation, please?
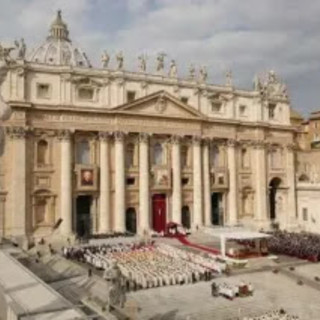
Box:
[28, 10, 91, 68]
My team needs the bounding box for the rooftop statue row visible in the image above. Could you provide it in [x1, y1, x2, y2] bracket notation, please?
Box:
[101, 50, 233, 84]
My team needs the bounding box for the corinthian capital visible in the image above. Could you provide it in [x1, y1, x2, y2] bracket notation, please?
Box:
[98, 131, 111, 142]
[192, 135, 202, 145]
[57, 129, 72, 141]
[252, 140, 266, 149]
[170, 134, 182, 145]
[114, 131, 125, 142]
[6, 126, 27, 139]
[286, 143, 296, 152]
[227, 139, 238, 147]
[139, 132, 149, 143]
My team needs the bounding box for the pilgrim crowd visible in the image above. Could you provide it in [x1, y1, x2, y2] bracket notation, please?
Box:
[243, 309, 299, 320]
[268, 231, 320, 261]
[62, 241, 226, 290]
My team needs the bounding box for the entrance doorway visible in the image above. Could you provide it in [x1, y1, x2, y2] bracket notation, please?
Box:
[269, 178, 282, 220]
[126, 208, 137, 234]
[76, 195, 92, 238]
[211, 192, 223, 225]
[152, 194, 166, 233]
[181, 206, 191, 229]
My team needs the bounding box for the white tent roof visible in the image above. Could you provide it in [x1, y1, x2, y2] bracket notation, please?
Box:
[204, 227, 271, 240]
[221, 231, 271, 240]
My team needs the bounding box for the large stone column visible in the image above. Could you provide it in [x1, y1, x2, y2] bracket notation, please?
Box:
[99, 132, 111, 233]
[203, 139, 211, 226]
[286, 143, 297, 229]
[0, 195, 5, 242]
[7, 127, 27, 237]
[139, 133, 150, 234]
[58, 130, 72, 235]
[171, 135, 182, 224]
[227, 139, 238, 225]
[193, 136, 203, 227]
[114, 131, 125, 232]
[254, 141, 268, 226]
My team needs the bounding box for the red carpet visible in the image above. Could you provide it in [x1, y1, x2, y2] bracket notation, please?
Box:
[174, 235, 220, 255]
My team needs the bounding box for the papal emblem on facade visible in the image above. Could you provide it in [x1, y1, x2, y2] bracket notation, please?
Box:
[155, 95, 167, 113]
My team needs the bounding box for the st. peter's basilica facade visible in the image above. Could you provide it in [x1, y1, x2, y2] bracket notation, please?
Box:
[0, 11, 298, 242]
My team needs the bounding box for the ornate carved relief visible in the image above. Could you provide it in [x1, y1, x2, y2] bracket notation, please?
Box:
[155, 95, 167, 113]
[71, 76, 103, 87]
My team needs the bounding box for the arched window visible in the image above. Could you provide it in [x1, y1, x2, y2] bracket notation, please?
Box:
[37, 140, 49, 165]
[210, 145, 219, 167]
[126, 143, 135, 168]
[76, 140, 90, 164]
[181, 145, 188, 167]
[154, 143, 163, 165]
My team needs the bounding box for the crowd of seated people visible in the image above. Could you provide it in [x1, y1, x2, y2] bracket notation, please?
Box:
[89, 231, 134, 239]
[268, 231, 320, 261]
[62, 241, 226, 290]
[243, 309, 299, 319]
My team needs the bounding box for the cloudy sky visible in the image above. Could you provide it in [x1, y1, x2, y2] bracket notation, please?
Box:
[0, 0, 319, 116]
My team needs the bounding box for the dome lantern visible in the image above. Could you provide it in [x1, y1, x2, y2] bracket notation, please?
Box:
[48, 10, 70, 42]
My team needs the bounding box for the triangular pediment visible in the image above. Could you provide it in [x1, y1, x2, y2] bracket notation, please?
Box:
[112, 91, 205, 120]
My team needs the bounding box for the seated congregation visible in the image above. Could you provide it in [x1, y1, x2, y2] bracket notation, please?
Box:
[62, 241, 226, 290]
[268, 231, 320, 261]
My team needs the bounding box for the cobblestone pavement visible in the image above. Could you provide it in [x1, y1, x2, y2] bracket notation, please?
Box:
[128, 263, 320, 320]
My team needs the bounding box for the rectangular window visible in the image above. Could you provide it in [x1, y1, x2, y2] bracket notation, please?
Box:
[126, 91, 136, 103]
[218, 176, 224, 185]
[302, 208, 308, 221]
[239, 105, 247, 116]
[181, 177, 189, 185]
[126, 177, 135, 185]
[211, 101, 222, 113]
[78, 87, 94, 100]
[37, 83, 50, 99]
[268, 103, 276, 119]
[180, 96, 189, 104]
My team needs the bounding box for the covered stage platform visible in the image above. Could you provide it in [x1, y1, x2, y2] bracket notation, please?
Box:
[203, 227, 271, 259]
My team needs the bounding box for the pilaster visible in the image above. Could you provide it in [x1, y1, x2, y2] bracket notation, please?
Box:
[192, 136, 203, 227]
[57, 129, 72, 235]
[171, 135, 182, 224]
[6, 126, 27, 236]
[99, 131, 111, 233]
[139, 132, 150, 234]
